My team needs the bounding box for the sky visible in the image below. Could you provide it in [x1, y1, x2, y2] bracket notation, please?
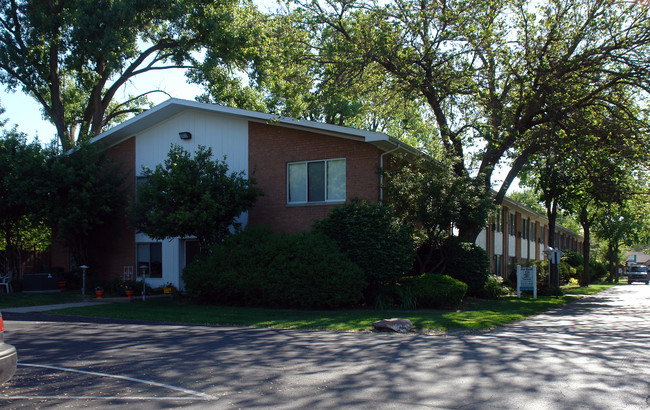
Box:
[0, 68, 202, 145]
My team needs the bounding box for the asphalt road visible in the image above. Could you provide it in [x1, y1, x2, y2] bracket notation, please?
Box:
[1, 285, 649, 409]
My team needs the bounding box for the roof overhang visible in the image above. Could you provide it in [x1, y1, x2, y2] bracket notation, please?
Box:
[90, 98, 419, 157]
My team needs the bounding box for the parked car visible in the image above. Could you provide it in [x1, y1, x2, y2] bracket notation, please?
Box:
[627, 265, 649, 285]
[0, 312, 17, 383]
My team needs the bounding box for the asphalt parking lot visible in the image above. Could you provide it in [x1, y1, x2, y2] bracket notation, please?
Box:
[2, 285, 650, 409]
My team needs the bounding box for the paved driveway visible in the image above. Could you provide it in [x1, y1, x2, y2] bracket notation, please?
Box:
[1, 285, 649, 409]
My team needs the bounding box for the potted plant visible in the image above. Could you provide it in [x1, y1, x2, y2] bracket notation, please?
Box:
[124, 285, 134, 299]
[94, 285, 104, 299]
[163, 282, 176, 294]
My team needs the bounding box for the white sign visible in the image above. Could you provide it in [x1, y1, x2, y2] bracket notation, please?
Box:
[517, 265, 537, 298]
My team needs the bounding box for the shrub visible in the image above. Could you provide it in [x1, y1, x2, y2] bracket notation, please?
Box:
[563, 250, 584, 268]
[481, 274, 512, 299]
[441, 236, 491, 297]
[590, 260, 608, 282]
[183, 227, 366, 309]
[313, 200, 415, 296]
[408, 273, 467, 309]
[374, 283, 419, 310]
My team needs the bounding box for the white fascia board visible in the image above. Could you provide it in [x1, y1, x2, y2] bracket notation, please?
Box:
[90, 98, 417, 155]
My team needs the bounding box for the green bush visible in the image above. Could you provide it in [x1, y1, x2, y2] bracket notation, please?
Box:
[563, 250, 584, 268]
[441, 236, 491, 297]
[481, 274, 512, 298]
[409, 273, 467, 309]
[590, 260, 608, 282]
[313, 200, 414, 296]
[374, 283, 419, 310]
[183, 227, 366, 309]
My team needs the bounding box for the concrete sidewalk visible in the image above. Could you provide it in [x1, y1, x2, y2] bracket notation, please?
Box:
[1, 293, 170, 314]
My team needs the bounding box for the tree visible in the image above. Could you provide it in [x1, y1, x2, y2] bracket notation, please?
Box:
[0, 128, 49, 277]
[190, 8, 443, 155]
[593, 202, 644, 283]
[520, 95, 649, 287]
[383, 157, 493, 274]
[43, 143, 127, 266]
[0, 0, 261, 149]
[130, 145, 262, 252]
[281, 0, 650, 240]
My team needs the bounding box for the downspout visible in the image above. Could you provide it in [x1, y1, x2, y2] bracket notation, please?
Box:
[379, 142, 401, 203]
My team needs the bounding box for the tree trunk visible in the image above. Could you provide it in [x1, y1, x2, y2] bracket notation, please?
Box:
[606, 242, 616, 283]
[579, 206, 591, 287]
[546, 198, 559, 293]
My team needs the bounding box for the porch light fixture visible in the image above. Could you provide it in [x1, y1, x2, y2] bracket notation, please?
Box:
[179, 131, 192, 140]
[80, 265, 89, 296]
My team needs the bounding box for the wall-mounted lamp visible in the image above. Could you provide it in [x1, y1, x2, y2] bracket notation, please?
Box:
[179, 131, 192, 140]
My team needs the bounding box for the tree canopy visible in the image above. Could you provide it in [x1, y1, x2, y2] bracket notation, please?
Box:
[0, 0, 261, 149]
[130, 145, 262, 251]
[230, 0, 650, 239]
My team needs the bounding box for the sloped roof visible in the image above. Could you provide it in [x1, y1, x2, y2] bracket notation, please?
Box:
[90, 98, 420, 156]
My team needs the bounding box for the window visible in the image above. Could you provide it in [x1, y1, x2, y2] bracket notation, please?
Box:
[287, 159, 346, 204]
[495, 210, 502, 232]
[509, 213, 516, 236]
[522, 218, 527, 239]
[137, 243, 162, 278]
[494, 255, 503, 277]
[532, 223, 537, 243]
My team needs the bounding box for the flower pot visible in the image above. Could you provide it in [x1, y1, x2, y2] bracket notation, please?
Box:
[94, 289, 104, 299]
[57, 281, 66, 291]
[125, 289, 134, 299]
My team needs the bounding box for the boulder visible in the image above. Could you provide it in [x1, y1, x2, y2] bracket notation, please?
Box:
[372, 318, 413, 333]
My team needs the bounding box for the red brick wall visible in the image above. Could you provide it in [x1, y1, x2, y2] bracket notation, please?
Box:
[248, 122, 383, 234]
[86, 138, 136, 281]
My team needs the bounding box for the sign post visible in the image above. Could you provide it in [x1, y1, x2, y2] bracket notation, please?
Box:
[517, 265, 537, 299]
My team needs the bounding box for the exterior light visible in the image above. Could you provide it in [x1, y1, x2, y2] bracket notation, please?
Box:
[179, 131, 192, 140]
[80, 265, 89, 296]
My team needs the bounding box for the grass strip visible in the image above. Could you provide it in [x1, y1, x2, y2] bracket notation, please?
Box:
[47, 295, 576, 332]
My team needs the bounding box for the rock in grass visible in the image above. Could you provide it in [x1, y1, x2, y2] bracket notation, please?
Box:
[372, 318, 413, 333]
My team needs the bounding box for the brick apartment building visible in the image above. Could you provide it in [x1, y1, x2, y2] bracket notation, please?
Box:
[49, 98, 583, 289]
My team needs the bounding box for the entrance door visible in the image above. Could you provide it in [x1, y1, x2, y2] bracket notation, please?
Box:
[179, 240, 200, 290]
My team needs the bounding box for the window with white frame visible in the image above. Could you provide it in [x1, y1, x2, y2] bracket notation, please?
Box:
[287, 159, 346, 204]
[137, 242, 162, 278]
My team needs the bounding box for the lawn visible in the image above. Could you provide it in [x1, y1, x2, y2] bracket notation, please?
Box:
[0, 291, 85, 308]
[1, 282, 620, 333]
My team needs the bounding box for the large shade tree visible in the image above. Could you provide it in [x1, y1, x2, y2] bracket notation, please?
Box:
[265, 0, 650, 240]
[0, 0, 261, 149]
[0, 127, 49, 277]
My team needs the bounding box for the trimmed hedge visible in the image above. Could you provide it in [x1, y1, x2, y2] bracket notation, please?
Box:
[182, 227, 366, 309]
[441, 236, 491, 297]
[313, 200, 415, 293]
[408, 273, 467, 309]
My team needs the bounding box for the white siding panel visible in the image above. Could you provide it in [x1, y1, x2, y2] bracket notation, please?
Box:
[508, 235, 516, 257]
[494, 232, 503, 255]
[135, 110, 249, 176]
[520, 238, 528, 259]
[132, 109, 250, 289]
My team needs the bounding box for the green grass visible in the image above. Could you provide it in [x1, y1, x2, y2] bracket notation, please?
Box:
[561, 282, 621, 295]
[1, 282, 620, 333]
[44, 295, 576, 332]
[0, 291, 85, 308]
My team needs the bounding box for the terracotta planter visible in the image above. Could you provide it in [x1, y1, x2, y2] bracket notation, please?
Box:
[94, 289, 104, 299]
[57, 281, 66, 291]
[125, 289, 134, 299]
